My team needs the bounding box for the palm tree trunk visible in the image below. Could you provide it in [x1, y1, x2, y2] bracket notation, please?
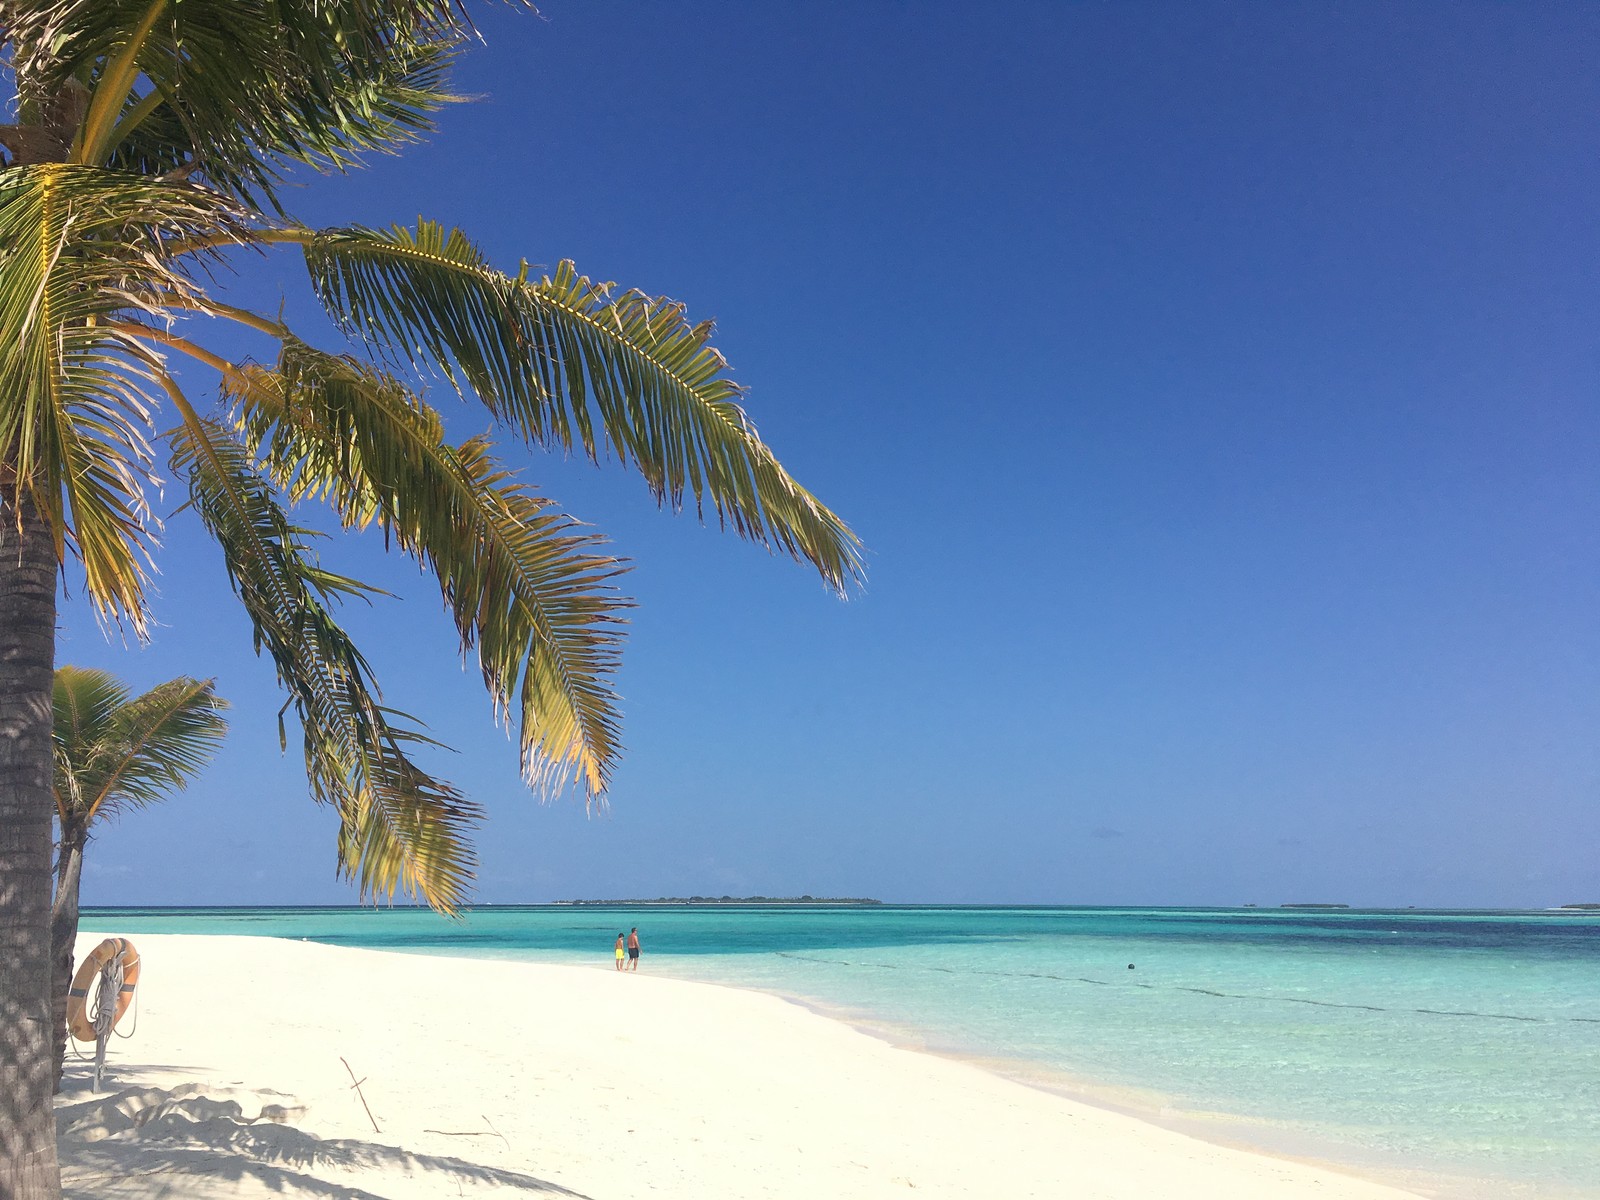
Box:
[0, 492, 64, 1199]
[50, 829, 86, 1093]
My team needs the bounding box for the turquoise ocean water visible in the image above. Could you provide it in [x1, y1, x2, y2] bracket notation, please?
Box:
[83, 905, 1599, 1198]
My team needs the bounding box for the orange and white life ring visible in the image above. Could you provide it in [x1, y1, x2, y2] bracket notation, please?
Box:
[66, 937, 140, 1042]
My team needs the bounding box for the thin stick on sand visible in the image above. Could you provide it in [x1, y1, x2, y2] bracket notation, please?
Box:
[423, 1117, 510, 1149]
[340, 1056, 381, 1133]
[482, 1116, 510, 1149]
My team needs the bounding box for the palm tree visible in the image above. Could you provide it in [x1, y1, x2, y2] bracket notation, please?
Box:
[0, 4, 862, 1196]
[50, 667, 228, 1088]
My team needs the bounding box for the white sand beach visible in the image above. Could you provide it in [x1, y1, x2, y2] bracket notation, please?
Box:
[57, 932, 1428, 1200]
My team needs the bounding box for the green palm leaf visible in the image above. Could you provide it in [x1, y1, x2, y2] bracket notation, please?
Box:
[52, 666, 228, 827]
[296, 222, 864, 592]
[227, 342, 630, 798]
[0, 164, 246, 627]
[168, 408, 480, 911]
[8, 0, 469, 205]
[50, 667, 130, 824]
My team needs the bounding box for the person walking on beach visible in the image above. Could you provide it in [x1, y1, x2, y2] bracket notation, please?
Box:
[614, 933, 626, 971]
[627, 927, 641, 971]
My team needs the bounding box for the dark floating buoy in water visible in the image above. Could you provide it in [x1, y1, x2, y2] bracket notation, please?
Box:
[1127, 963, 1135, 970]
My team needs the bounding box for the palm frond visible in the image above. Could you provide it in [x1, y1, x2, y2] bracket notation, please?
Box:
[51, 667, 131, 762]
[168, 408, 480, 911]
[297, 222, 864, 593]
[227, 341, 631, 799]
[87, 676, 229, 820]
[0, 164, 252, 627]
[51, 665, 227, 826]
[10, 0, 470, 208]
[51, 665, 131, 825]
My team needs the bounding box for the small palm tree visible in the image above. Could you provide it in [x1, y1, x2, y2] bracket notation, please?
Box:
[0, 4, 861, 1196]
[49, 666, 228, 1088]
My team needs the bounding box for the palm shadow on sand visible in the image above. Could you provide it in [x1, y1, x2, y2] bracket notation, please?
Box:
[56, 1068, 590, 1200]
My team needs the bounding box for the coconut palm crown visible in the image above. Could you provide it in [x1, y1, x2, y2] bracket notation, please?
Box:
[1, 0, 862, 907]
[0, 4, 861, 1195]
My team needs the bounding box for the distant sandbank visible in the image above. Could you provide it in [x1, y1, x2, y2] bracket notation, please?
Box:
[555, 895, 882, 905]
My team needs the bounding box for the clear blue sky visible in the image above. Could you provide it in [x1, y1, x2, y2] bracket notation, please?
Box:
[67, 2, 1599, 908]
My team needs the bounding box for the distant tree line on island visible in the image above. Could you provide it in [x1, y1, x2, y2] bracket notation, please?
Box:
[558, 896, 883, 906]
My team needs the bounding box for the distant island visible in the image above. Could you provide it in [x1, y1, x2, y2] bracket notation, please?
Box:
[1559, 903, 1600, 910]
[557, 896, 882, 906]
[1280, 903, 1350, 909]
